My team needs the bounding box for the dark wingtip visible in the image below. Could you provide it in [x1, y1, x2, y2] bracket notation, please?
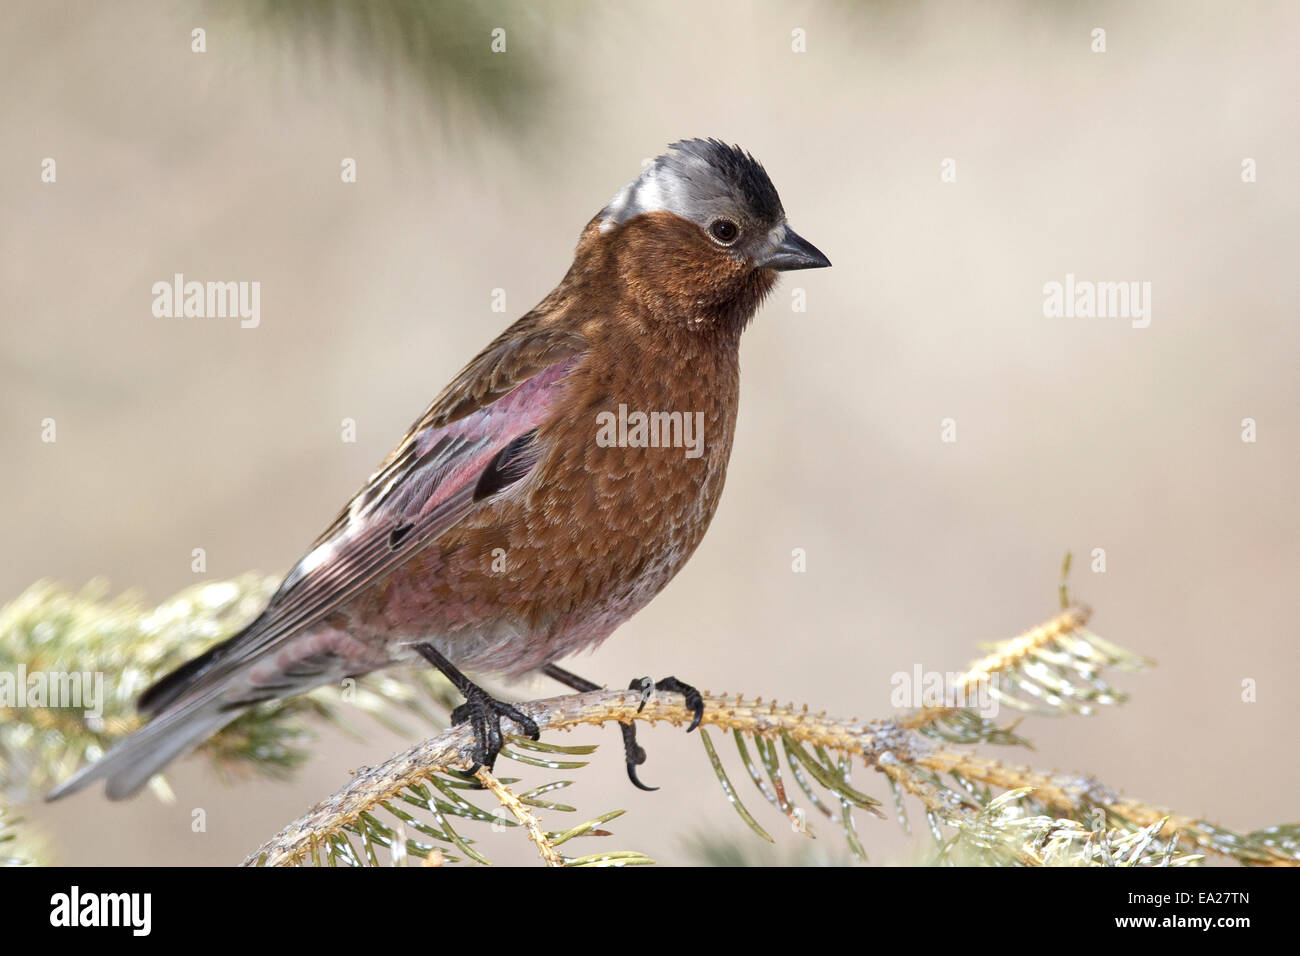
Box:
[137, 609, 271, 715]
[136, 651, 214, 715]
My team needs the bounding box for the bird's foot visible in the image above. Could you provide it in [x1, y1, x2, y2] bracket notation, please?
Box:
[449, 688, 540, 772]
[621, 675, 704, 790]
[414, 642, 539, 773]
[538, 663, 703, 792]
[631, 675, 704, 731]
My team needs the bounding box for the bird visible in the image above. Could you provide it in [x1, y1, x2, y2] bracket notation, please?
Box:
[47, 138, 831, 801]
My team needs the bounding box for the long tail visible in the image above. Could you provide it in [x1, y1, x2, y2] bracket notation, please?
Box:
[45, 696, 236, 801]
[46, 615, 268, 802]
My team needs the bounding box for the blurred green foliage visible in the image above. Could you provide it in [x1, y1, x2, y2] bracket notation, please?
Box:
[222, 0, 560, 128]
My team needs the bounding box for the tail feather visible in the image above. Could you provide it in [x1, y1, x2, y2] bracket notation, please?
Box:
[137, 612, 266, 715]
[49, 612, 337, 801]
[46, 698, 233, 802]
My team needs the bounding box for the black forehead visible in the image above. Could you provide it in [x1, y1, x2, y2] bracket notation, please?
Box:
[666, 138, 784, 223]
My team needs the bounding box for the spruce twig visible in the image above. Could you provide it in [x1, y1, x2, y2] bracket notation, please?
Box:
[6, 577, 1294, 867]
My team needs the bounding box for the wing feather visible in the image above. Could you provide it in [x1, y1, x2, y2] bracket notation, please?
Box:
[137, 325, 584, 715]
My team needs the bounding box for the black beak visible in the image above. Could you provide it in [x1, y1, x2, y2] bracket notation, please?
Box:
[758, 226, 831, 271]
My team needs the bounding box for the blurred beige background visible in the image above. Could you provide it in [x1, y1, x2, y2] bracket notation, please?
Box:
[4, 0, 1297, 865]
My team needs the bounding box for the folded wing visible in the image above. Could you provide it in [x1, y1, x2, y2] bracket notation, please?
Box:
[142, 334, 584, 716]
[46, 321, 585, 801]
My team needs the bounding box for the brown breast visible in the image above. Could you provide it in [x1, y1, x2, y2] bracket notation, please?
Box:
[352, 212, 774, 671]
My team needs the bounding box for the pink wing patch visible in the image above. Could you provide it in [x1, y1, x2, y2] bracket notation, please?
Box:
[139, 354, 579, 714]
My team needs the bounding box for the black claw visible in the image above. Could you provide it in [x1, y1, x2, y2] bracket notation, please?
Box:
[620, 722, 657, 791]
[631, 676, 653, 713]
[623, 674, 703, 787]
[626, 764, 658, 791]
[545, 664, 700, 794]
[416, 642, 538, 773]
[447, 682, 536, 770]
[498, 701, 540, 741]
[653, 676, 704, 732]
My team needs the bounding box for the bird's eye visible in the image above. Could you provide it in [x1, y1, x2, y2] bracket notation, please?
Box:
[708, 218, 740, 245]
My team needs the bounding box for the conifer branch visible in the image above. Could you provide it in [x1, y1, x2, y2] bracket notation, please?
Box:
[6, 577, 1295, 867]
[244, 612, 1297, 867]
[473, 766, 563, 867]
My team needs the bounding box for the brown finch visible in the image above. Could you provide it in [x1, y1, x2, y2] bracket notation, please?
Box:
[49, 138, 830, 801]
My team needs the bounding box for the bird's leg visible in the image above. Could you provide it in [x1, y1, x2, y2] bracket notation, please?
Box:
[414, 643, 539, 773]
[543, 663, 703, 792]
